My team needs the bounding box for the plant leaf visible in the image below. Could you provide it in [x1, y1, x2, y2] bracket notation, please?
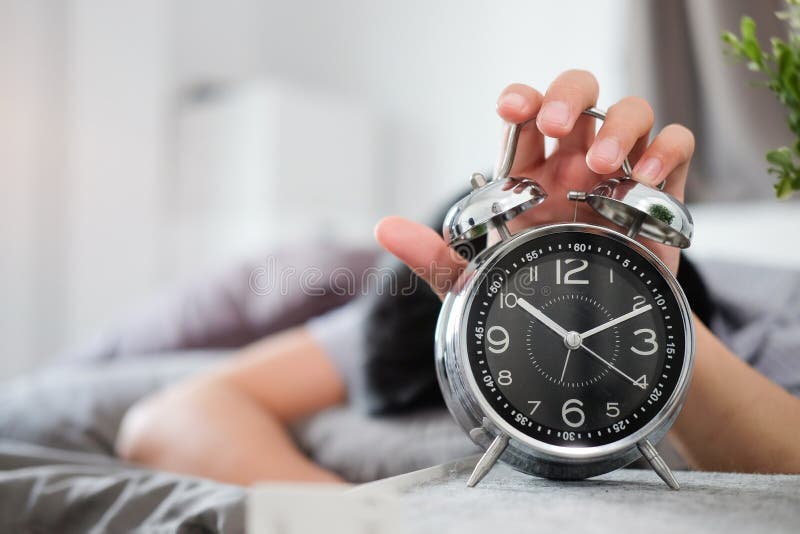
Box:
[741, 16, 757, 41]
[723, 8, 800, 198]
[767, 147, 793, 168]
[775, 175, 795, 198]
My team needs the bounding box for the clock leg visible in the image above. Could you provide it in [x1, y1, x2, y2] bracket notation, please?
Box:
[467, 433, 509, 488]
[638, 439, 680, 490]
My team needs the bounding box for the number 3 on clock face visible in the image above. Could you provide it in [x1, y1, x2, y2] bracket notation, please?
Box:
[463, 228, 689, 448]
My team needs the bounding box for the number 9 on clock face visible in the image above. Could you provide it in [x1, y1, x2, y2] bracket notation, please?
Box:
[464, 228, 689, 447]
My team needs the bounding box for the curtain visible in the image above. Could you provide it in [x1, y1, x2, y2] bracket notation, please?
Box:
[626, 0, 796, 202]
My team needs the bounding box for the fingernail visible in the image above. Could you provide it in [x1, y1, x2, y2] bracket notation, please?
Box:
[538, 101, 570, 128]
[635, 157, 663, 183]
[587, 137, 621, 166]
[498, 92, 528, 113]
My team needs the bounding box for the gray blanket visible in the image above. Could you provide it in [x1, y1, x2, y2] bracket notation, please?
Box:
[0, 357, 475, 532]
[0, 440, 244, 533]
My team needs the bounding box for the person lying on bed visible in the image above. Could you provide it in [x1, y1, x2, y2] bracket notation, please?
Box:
[115, 70, 800, 484]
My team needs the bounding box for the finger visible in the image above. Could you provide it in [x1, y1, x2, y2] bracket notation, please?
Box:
[536, 70, 599, 142]
[496, 84, 545, 174]
[631, 123, 695, 200]
[628, 132, 651, 168]
[556, 113, 596, 154]
[586, 96, 654, 175]
[374, 216, 466, 300]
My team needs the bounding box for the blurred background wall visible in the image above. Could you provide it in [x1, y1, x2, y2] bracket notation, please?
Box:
[0, 0, 795, 380]
[0, 0, 628, 379]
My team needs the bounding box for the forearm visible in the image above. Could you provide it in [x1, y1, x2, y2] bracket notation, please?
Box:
[669, 316, 800, 473]
[116, 377, 343, 485]
[116, 327, 348, 485]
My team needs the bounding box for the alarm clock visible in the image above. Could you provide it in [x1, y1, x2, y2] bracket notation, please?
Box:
[435, 107, 695, 490]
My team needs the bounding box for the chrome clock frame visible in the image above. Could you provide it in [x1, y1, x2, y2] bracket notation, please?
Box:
[435, 222, 695, 486]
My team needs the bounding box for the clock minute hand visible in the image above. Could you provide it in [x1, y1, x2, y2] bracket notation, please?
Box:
[517, 298, 569, 339]
[578, 304, 653, 340]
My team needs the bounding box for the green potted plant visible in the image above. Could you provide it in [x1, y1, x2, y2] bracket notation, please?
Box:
[723, 0, 800, 198]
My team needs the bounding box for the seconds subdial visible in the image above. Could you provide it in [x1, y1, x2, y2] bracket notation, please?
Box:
[525, 294, 621, 388]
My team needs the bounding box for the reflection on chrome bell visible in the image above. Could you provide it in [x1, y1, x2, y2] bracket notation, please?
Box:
[569, 178, 693, 248]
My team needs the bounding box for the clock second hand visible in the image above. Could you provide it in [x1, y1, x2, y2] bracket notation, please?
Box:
[559, 349, 572, 383]
[578, 343, 643, 389]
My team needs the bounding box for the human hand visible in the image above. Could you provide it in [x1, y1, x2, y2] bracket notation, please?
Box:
[375, 70, 695, 299]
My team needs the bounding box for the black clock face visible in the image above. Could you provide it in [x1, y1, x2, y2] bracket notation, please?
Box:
[465, 228, 688, 447]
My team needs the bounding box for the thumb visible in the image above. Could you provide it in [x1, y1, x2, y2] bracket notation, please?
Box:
[374, 216, 466, 300]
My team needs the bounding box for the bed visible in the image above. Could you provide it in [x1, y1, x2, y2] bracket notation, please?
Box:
[2, 238, 800, 532]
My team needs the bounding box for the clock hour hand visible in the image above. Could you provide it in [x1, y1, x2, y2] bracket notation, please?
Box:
[517, 298, 569, 339]
[578, 304, 653, 340]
